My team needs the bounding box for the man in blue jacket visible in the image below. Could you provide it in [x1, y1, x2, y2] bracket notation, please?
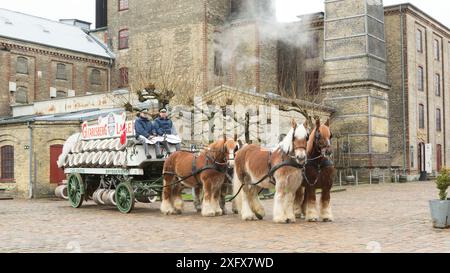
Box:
[135, 109, 154, 159]
[154, 108, 180, 159]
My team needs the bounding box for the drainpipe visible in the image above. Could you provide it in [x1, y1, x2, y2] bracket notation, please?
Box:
[400, 5, 407, 175]
[27, 121, 34, 199]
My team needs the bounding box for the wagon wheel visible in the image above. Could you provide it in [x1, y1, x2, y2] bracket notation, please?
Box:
[148, 189, 158, 203]
[115, 182, 135, 214]
[68, 173, 84, 208]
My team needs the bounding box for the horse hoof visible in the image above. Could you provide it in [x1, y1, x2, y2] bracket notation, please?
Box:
[175, 209, 183, 215]
[214, 210, 223, 216]
[323, 218, 333, 222]
[307, 218, 318, 222]
[242, 214, 257, 221]
[232, 209, 239, 215]
[202, 211, 216, 217]
[255, 214, 264, 220]
[196, 208, 202, 213]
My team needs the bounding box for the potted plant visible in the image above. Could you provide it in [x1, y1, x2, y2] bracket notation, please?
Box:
[429, 169, 450, 229]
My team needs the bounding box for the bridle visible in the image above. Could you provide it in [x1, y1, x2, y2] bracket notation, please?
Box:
[286, 126, 308, 160]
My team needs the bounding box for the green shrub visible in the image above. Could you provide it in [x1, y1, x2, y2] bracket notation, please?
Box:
[436, 169, 450, 200]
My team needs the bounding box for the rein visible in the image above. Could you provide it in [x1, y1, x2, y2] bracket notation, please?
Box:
[161, 146, 233, 188]
[302, 128, 334, 187]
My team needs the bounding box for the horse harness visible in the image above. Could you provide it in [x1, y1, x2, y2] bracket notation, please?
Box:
[162, 150, 229, 188]
[303, 127, 335, 187]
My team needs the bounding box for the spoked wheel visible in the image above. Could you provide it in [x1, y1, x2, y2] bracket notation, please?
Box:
[68, 173, 84, 208]
[115, 182, 135, 214]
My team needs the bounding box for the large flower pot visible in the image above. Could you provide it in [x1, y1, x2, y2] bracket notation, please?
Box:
[429, 200, 449, 229]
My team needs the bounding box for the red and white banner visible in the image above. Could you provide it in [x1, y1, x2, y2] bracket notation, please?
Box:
[81, 112, 135, 140]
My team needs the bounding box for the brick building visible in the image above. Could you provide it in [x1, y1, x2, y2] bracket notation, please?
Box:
[2, 0, 450, 198]
[95, 0, 450, 179]
[0, 8, 115, 117]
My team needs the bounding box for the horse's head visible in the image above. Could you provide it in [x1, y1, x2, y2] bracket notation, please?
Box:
[309, 118, 333, 158]
[222, 135, 240, 168]
[208, 136, 240, 168]
[280, 119, 309, 164]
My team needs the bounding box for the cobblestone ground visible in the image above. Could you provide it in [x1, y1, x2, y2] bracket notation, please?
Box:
[0, 182, 449, 253]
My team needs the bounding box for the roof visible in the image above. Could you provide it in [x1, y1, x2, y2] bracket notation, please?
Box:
[0, 108, 125, 125]
[0, 8, 114, 59]
[384, 3, 450, 35]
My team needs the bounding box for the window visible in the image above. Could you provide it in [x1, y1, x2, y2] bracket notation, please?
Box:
[119, 29, 129, 50]
[16, 57, 28, 74]
[417, 66, 424, 91]
[214, 50, 223, 76]
[305, 32, 319, 59]
[436, 108, 442, 132]
[305, 71, 320, 95]
[416, 29, 423, 53]
[15, 86, 28, 104]
[433, 39, 440, 61]
[230, 0, 242, 15]
[90, 69, 101, 85]
[119, 67, 129, 87]
[435, 73, 441, 96]
[119, 0, 128, 11]
[56, 63, 67, 80]
[419, 104, 425, 129]
[1, 145, 14, 180]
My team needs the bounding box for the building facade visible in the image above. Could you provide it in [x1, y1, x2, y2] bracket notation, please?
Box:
[2, 0, 450, 199]
[0, 8, 115, 117]
[96, 0, 450, 178]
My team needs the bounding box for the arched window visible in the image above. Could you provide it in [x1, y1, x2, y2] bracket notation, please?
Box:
[16, 57, 28, 74]
[1, 145, 14, 180]
[119, 29, 129, 50]
[15, 86, 28, 104]
[56, 63, 67, 80]
[90, 69, 101, 85]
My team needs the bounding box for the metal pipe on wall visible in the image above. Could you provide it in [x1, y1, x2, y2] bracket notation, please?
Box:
[27, 121, 34, 199]
[400, 5, 408, 175]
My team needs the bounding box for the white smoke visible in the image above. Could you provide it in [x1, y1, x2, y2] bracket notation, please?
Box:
[213, 0, 319, 90]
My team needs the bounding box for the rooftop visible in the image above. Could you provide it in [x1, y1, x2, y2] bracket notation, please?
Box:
[0, 8, 114, 59]
[0, 108, 125, 125]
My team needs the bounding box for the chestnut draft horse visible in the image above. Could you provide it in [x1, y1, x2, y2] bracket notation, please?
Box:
[294, 118, 336, 222]
[161, 137, 239, 217]
[233, 120, 309, 223]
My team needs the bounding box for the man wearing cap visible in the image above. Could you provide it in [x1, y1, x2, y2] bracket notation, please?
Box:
[153, 108, 180, 159]
[135, 109, 155, 159]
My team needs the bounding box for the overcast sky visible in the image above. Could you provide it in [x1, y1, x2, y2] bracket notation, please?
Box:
[0, 0, 449, 28]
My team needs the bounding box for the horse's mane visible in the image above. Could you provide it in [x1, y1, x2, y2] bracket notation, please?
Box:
[277, 124, 308, 153]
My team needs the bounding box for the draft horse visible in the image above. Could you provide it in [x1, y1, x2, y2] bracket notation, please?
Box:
[161, 137, 239, 217]
[232, 119, 309, 223]
[294, 118, 336, 222]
